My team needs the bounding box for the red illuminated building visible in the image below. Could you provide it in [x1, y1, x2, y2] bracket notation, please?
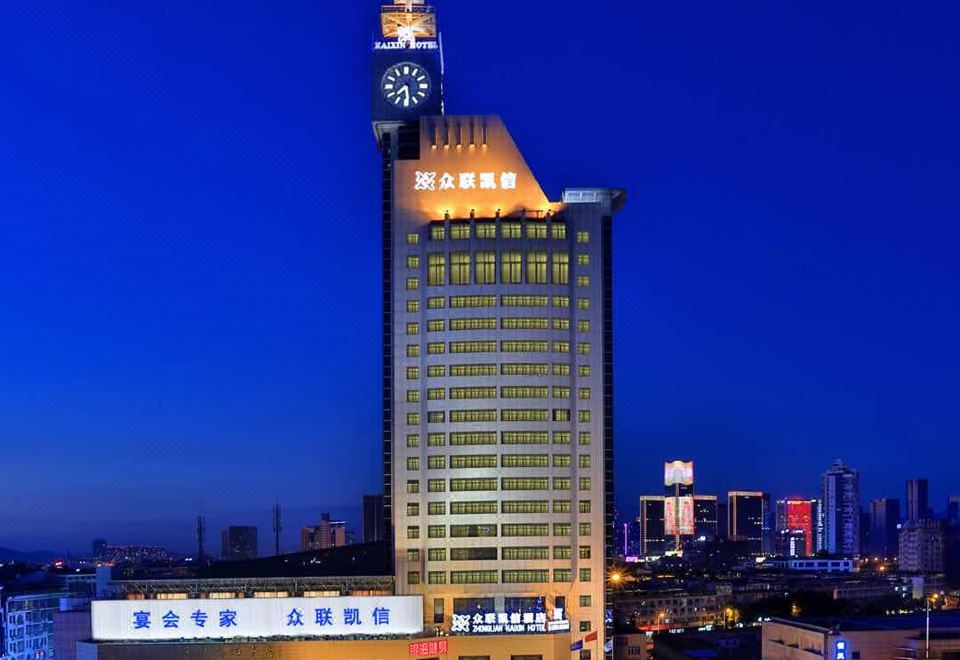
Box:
[776, 499, 819, 557]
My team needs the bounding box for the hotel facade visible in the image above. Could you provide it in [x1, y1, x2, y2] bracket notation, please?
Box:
[374, 0, 624, 650]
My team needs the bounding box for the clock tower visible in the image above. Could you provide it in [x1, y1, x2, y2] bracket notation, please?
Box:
[372, 0, 444, 144]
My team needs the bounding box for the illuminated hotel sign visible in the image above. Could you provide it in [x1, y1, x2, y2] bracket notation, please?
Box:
[415, 171, 518, 192]
[375, 39, 440, 50]
[451, 608, 569, 635]
[92, 596, 423, 641]
[409, 640, 449, 657]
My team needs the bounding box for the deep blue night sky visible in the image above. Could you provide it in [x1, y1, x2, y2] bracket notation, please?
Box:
[1, 0, 958, 554]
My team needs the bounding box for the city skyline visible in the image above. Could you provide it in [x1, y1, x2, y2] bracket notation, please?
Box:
[2, 0, 959, 553]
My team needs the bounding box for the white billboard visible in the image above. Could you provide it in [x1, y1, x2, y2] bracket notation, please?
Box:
[92, 596, 423, 641]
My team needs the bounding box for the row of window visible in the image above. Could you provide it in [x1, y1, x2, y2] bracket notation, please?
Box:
[405, 387, 591, 401]
[408, 318, 591, 333]
[414, 251, 589, 287]
[409, 295, 591, 311]
[405, 477, 592, 493]
[406, 500, 593, 516]
[407, 568, 593, 585]
[406, 409, 592, 425]
[407, 364, 592, 378]
[408, 522, 593, 539]
[406, 341, 591, 357]
[407, 546, 593, 562]
[405, 455, 593, 470]
[406, 431, 592, 446]
[405, 226, 588, 243]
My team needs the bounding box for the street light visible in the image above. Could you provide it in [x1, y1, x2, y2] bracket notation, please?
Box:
[926, 593, 940, 659]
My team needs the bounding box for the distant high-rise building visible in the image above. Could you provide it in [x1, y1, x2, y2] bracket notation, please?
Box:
[220, 526, 258, 561]
[948, 496, 960, 523]
[638, 496, 666, 557]
[727, 492, 769, 556]
[907, 478, 931, 522]
[301, 513, 347, 551]
[821, 460, 861, 556]
[775, 499, 819, 557]
[663, 460, 695, 552]
[694, 495, 719, 541]
[899, 519, 945, 574]
[363, 494, 386, 543]
[622, 520, 641, 558]
[868, 498, 900, 559]
[92, 539, 108, 559]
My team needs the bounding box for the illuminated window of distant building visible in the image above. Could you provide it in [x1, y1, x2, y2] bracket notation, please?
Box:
[503, 569, 549, 584]
[406, 480, 420, 494]
[451, 455, 498, 469]
[502, 295, 548, 307]
[553, 500, 571, 513]
[451, 363, 497, 376]
[502, 502, 549, 515]
[427, 253, 446, 286]
[527, 223, 547, 239]
[428, 572, 447, 585]
[578, 410, 591, 423]
[406, 412, 420, 425]
[427, 342, 445, 354]
[407, 549, 420, 562]
[476, 222, 496, 239]
[553, 295, 569, 308]
[579, 568, 592, 582]
[450, 571, 498, 584]
[501, 409, 549, 422]
[578, 365, 591, 377]
[554, 546, 572, 560]
[501, 431, 548, 445]
[406, 434, 420, 447]
[451, 295, 497, 308]
[553, 386, 570, 399]
[406, 277, 420, 290]
[451, 341, 497, 354]
[451, 252, 471, 285]
[427, 411, 445, 423]
[450, 223, 471, 240]
[407, 367, 420, 380]
[406, 390, 420, 403]
[407, 344, 420, 358]
[553, 341, 570, 353]
[428, 365, 446, 377]
[407, 300, 420, 313]
[502, 455, 549, 469]
[579, 523, 591, 536]
[553, 409, 571, 422]
[579, 500, 592, 514]
[553, 569, 572, 582]
[502, 222, 522, 239]
[577, 254, 589, 266]
[428, 525, 446, 538]
[553, 363, 570, 376]
[578, 388, 591, 400]
[406, 233, 419, 245]
[427, 296, 445, 309]
[406, 255, 420, 269]
[527, 251, 548, 284]
[577, 275, 590, 288]
[502, 523, 550, 537]
[406, 457, 420, 470]
[406, 322, 420, 336]
[578, 432, 591, 446]
[450, 410, 498, 423]
[408, 571, 421, 585]
[427, 388, 445, 401]
[406, 503, 419, 516]
[552, 223, 567, 240]
[553, 431, 571, 445]
[552, 253, 569, 284]
[407, 526, 420, 539]
[430, 225, 446, 240]
[554, 477, 571, 490]
[502, 251, 522, 284]
[577, 298, 590, 311]
[427, 319, 445, 332]
[577, 231, 590, 244]
[553, 318, 570, 331]
[428, 479, 446, 492]
[579, 595, 591, 607]
[476, 251, 496, 284]
[453, 502, 499, 515]
[579, 621, 591, 632]
[428, 502, 446, 516]
[553, 455, 571, 468]
[577, 320, 590, 333]
[553, 523, 571, 536]
[579, 477, 591, 490]
[428, 547, 446, 560]
[428, 455, 446, 469]
[578, 343, 591, 355]
[427, 433, 445, 447]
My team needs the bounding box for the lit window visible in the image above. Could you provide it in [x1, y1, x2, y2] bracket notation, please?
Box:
[407, 526, 420, 539]
[502, 295, 548, 307]
[427, 253, 446, 286]
[451, 431, 497, 445]
[450, 363, 497, 376]
[553, 409, 571, 421]
[501, 251, 522, 284]
[451, 455, 498, 469]
[553, 431, 571, 445]
[552, 253, 570, 284]
[406, 390, 420, 403]
[579, 500, 592, 513]
[476, 222, 496, 239]
[578, 254, 589, 266]
[427, 365, 446, 377]
[578, 320, 590, 333]
[428, 525, 446, 538]
[427, 296, 445, 309]
[406, 322, 420, 336]
[427, 455, 446, 469]
[428, 572, 447, 584]
[450, 223, 470, 240]
[502, 502, 549, 515]
[578, 343, 591, 355]
[554, 477, 571, 490]
[428, 503, 446, 516]
[553, 318, 570, 330]
[430, 225, 446, 240]
[450, 252, 471, 285]
[407, 344, 420, 358]
[578, 410, 591, 423]
[554, 546, 572, 559]
[451, 295, 496, 308]
[553, 454, 571, 468]
[552, 223, 567, 240]
[579, 621, 592, 632]
[553, 341, 570, 353]
[501, 431, 549, 445]
[407, 549, 420, 562]
[408, 571, 421, 584]
[502, 454, 549, 469]
[577, 231, 590, 244]
[427, 342, 446, 354]
[406, 434, 420, 447]
[553, 364, 570, 376]
[427, 411, 445, 423]
[578, 298, 590, 311]
[578, 432, 591, 445]
[553, 295, 570, 308]
[553, 386, 570, 398]
[527, 251, 548, 284]
[407, 255, 420, 269]
[407, 367, 420, 380]
[407, 503, 419, 516]
[553, 500, 571, 513]
[577, 275, 590, 288]
[476, 251, 496, 284]
[579, 595, 591, 607]
[502, 222, 522, 239]
[406, 457, 420, 470]
[428, 479, 446, 492]
[553, 569, 572, 583]
[427, 388, 445, 400]
[553, 523, 571, 536]
[407, 480, 420, 493]
[502, 569, 549, 584]
[406, 233, 419, 245]
[406, 412, 420, 425]
[527, 223, 548, 239]
[579, 477, 592, 490]
[579, 455, 592, 469]
[578, 388, 591, 400]
[407, 300, 420, 313]
[501, 409, 549, 422]
[579, 568, 592, 582]
[578, 365, 591, 377]
[427, 433, 445, 446]
[406, 277, 420, 290]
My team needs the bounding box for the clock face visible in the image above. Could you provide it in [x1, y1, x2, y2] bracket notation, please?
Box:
[381, 62, 432, 109]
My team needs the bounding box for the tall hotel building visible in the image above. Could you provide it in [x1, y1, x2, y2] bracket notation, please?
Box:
[373, 0, 623, 648]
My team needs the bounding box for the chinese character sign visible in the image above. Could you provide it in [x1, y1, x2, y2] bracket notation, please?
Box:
[414, 171, 518, 192]
[91, 597, 423, 641]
